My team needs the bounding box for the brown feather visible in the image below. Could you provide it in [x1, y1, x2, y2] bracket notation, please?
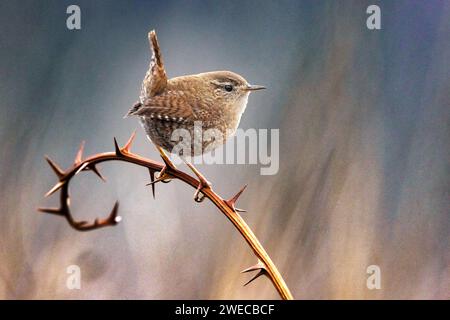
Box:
[132, 94, 194, 122]
[141, 30, 167, 98]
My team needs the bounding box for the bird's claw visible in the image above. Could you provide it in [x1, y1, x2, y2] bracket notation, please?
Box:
[147, 146, 175, 186]
[185, 162, 211, 203]
[194, 188, 206, 203]
[146, 167, 172, 186]
[156, 167, 172, 183]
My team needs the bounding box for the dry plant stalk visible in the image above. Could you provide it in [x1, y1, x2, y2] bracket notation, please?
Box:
[38, 132, 293, 300]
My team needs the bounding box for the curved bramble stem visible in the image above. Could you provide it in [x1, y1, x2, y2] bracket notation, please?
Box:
[38, 133, 293, 300]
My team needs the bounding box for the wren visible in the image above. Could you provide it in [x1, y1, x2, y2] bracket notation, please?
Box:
[125, 30, 265, 157]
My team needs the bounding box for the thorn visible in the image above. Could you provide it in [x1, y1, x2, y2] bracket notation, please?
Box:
[75, 162, 89, 175]
[243, 270, 267, 286]
[122, 131, 136, 154]
[241, 260, 266, 274]
[37, 207, 63, 216]
[44, 181, 66, 197]
[89, 164, 106, 182]
[241, 260, 268, 286]
[74, 141, 85, 165]
[146, 176, 166, 186]
[109, 201, 120, 225]
[235, 208, 247, 213]
[228, 184, 247, 205]
[225, 184, 247, 210]
[149, 169, 156, 199]
[114, 137, 123, 156]
[44, 156, 64, 179]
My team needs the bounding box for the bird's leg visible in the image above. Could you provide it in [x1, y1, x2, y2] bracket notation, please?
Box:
[183, 160, 211, 203]
[156, 146, 176, 183]
[147, 145, 176, 189]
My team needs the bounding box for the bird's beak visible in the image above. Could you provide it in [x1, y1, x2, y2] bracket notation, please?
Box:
[245, 84, 266, 91]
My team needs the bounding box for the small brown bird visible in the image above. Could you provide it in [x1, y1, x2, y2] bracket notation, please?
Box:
[125, 30, 264, 197]
[126, 30, 265, 157]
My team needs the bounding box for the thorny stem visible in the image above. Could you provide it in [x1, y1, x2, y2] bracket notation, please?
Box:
[38, 133, 293, 300]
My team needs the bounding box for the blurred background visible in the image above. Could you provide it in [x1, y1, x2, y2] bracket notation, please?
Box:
[0, 0, 448, 299]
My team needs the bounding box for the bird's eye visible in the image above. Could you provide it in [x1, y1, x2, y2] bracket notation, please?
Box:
[224, 84, 233, 92]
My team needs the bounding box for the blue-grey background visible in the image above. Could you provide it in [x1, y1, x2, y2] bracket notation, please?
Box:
[0, 0, 448, 299]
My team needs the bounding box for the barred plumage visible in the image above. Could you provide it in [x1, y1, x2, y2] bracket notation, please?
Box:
[125, 30, 265, 156]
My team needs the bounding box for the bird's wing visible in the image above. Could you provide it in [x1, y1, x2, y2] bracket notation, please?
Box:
[125, 94, 195, 123]
[142, 30, 168, 97]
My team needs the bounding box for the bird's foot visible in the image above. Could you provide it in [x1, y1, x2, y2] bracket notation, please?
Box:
[147, 147, 175, 192]
[157, 146, 176, 182]
[185, 162, 211, 202]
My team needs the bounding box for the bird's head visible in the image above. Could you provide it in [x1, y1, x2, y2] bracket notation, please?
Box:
[200, 71, 265, 113]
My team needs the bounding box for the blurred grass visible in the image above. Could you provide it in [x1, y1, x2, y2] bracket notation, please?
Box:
[0, 0, 449, 299]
